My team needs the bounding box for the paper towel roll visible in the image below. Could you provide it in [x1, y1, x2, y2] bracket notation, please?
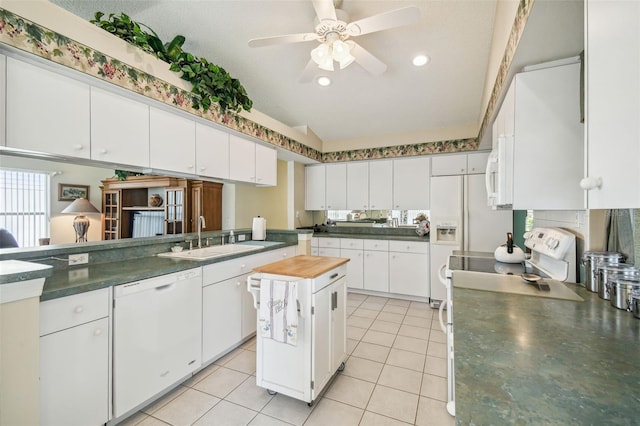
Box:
[252, 216, 266, 241]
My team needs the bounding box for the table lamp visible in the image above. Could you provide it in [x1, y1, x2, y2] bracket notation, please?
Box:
[61, 198, 100, 243]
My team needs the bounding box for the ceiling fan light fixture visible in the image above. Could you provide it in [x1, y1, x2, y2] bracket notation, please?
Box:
[413, 54, 430, 67]
[331, 39, 350, 61]
[311, 43, 331, 65]
[318, 55, 334, 71]
[339, 54, 355, 69]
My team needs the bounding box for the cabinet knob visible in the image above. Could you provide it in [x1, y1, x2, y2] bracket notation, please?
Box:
[73, 144, 84, 151]
[74, 306, 84, 314]
[187, 164, 194, 169]
[580, 176, 603, 191]
[93, 328, 103, 336]
[236, 281, 241, 287]
[241, 264, 246, 269]
[100, 148, 108, 154]
[199, 167, 206, 171]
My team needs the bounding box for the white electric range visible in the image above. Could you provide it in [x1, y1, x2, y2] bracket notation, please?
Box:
[436, 227, 579, 417]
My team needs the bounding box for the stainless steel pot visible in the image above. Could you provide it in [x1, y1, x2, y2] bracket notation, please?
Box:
[632, 292, 640, 319]
[596, 264, 640, 300]
[581, 251, 625, 292]
[608, 279, 640, 311]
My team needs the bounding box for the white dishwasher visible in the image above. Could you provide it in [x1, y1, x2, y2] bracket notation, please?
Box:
[113, 268, 202, 418]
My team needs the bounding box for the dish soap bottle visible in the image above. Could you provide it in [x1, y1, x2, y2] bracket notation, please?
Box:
[228, 230, 235, 244]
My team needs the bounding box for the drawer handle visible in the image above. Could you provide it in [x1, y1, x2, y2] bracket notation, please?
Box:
[74, 306, 84, 314]
[330, 273, 338, 279]
[160, 370, 170, 377]
[241, 264, 246, 269]
[93, 328, 103, 336]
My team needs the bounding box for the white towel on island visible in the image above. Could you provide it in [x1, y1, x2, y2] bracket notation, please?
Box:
[259, 279, 298, 346]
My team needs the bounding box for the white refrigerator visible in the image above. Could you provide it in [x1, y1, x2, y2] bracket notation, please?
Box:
[429, 173, 513, 302]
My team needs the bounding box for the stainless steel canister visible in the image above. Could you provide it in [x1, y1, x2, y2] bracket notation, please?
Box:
[596, 264, 640, 300]
[608, 279, 640, 311]
[581, 251, 625, 292]
[632, 292, 640, 319]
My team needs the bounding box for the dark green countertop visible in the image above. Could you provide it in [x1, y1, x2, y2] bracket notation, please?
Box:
[454, 283, 640, 425]
[41, 241, 296, 301]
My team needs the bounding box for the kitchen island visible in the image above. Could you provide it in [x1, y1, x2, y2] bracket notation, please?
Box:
[454, 283, 639, 424]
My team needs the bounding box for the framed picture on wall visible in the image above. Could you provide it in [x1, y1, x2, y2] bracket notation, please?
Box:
[58, 183, 90, 201]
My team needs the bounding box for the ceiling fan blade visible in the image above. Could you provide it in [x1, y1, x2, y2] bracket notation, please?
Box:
[248, 32, 319, 48]
[312, 0, 337, 22]
[351, 42, 387, 76]
[346, 6, 420, 37]
[299, 59, 318, 83]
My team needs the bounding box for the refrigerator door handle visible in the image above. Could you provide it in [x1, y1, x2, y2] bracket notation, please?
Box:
[463, 176, 470, 251]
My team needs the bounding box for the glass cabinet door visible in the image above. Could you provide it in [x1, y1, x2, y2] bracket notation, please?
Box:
[102, 190, 119, 240]
[164, 187, 185, 235]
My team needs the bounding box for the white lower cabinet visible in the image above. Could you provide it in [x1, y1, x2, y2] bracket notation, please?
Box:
[364, 239, 390, 292]
[39, 287, 111, 426]
[340, 238, 364, 290]
[202, 275, 242, 361]
[389, 241, 430, 298]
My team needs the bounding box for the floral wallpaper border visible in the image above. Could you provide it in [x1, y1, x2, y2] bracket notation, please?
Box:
[0, 2, 532, 164]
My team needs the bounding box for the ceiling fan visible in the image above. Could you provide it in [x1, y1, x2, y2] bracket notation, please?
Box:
[248, 0, 420, 82]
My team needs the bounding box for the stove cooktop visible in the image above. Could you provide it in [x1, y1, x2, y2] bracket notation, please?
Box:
[448, 256, 526, 276]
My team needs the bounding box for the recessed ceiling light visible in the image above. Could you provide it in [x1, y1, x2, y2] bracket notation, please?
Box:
[317, 76, 331, 86]
[413, 54, 430, 67]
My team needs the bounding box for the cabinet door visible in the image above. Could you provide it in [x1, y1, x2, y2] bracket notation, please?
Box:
[585, 0, 640, 208]
[305, 165, 326, 210]
[150, 107, 196, 174]
[346, 162, 369, 210]
[368, 160, 393, 210]
[513, 63, 583, 210]
[318, 247, 340, 257]
[331, 277, 347, 372]
[340, 248, 364, 289]
[40, 318, 109, 426]
[325, 163, 347, 209]
[363, 250, 389, 292]
[203, 278, 242, 362]
[389, 252, 430, 297]
[466, 152, 489, 175]
[255, 143, 277, 186]
[311, 284, 333, 399]
[431, 154, 467, 176]
[494, 81, 516, 140]
[91, 87, 150, 167]
[165, 187, 186, 235]
[102, 190, 120, 240]
[7, 57, 90, 158]
[195, 123, 229, 179]
[393, 157, 430, 209]
[229, 135, 256, 183]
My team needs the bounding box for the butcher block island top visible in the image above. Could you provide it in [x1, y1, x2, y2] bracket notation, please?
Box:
[253, 255, 349, 278]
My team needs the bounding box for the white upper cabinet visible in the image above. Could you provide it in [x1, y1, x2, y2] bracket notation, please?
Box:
[346, 162, 369, 210]
[0, 54, 5, 147]
[149, 106, 196, 174]
[91, 87, 150, 168]
[368, 160, 393, 210]
[583, 0, 640, 208]
[6, 57, 90, 158]
[466, 152, 489, 174]
[255, 143, 277, 186]
[493, 81, 516, 142]
[431, 154, 468, 176]
[195, 123, 229, 179]
[229, 134, 256, 183]
[512, 62, 583, 210]
[393, 157, 431, 209]
[305, 164, 326, 210]
[325, 163, 347, 210]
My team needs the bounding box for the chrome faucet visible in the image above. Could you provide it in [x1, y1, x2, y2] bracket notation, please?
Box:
[197, 215, 206, 248]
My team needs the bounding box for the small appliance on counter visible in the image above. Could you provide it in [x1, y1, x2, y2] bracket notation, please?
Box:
[494, 232, 526, 263]
[252, 216, 267, 241]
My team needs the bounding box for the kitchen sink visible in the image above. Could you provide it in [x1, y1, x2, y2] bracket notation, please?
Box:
[158, 243, 262, 260]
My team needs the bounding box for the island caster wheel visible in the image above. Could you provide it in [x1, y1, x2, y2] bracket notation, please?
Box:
[267, 389, 277, 396]
[337, 362, 346, 372]
[307, 400, 314, 407]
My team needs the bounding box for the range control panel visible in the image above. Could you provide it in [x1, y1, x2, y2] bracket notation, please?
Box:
[524, 227, 576, 260]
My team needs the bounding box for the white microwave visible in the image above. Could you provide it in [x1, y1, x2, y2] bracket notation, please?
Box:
[485, 135, 513, 209]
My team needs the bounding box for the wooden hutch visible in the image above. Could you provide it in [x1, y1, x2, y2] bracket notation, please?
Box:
[101, 175, 222, 240]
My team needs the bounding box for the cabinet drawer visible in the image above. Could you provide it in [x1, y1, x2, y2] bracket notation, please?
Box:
[389, 241, 429, 254]
[318, 238, 340, 248]
[40, 287, 110, 336]
[363, 239, 389, 251]
[340, 238, 364, 250]
[311, 237, 320, 248]
[311, 264, 347, 293]
[203, 257, 252, 285]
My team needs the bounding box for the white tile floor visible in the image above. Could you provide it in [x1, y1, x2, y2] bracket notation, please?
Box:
[119, 293, 455, 426]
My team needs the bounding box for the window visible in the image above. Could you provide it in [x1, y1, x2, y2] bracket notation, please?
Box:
[0, 169, 50, 248]
[327, 209, 429, 226]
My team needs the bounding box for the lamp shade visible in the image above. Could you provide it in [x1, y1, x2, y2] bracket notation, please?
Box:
[61, 198, 100, 243]
[61, 198, 100, 214]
